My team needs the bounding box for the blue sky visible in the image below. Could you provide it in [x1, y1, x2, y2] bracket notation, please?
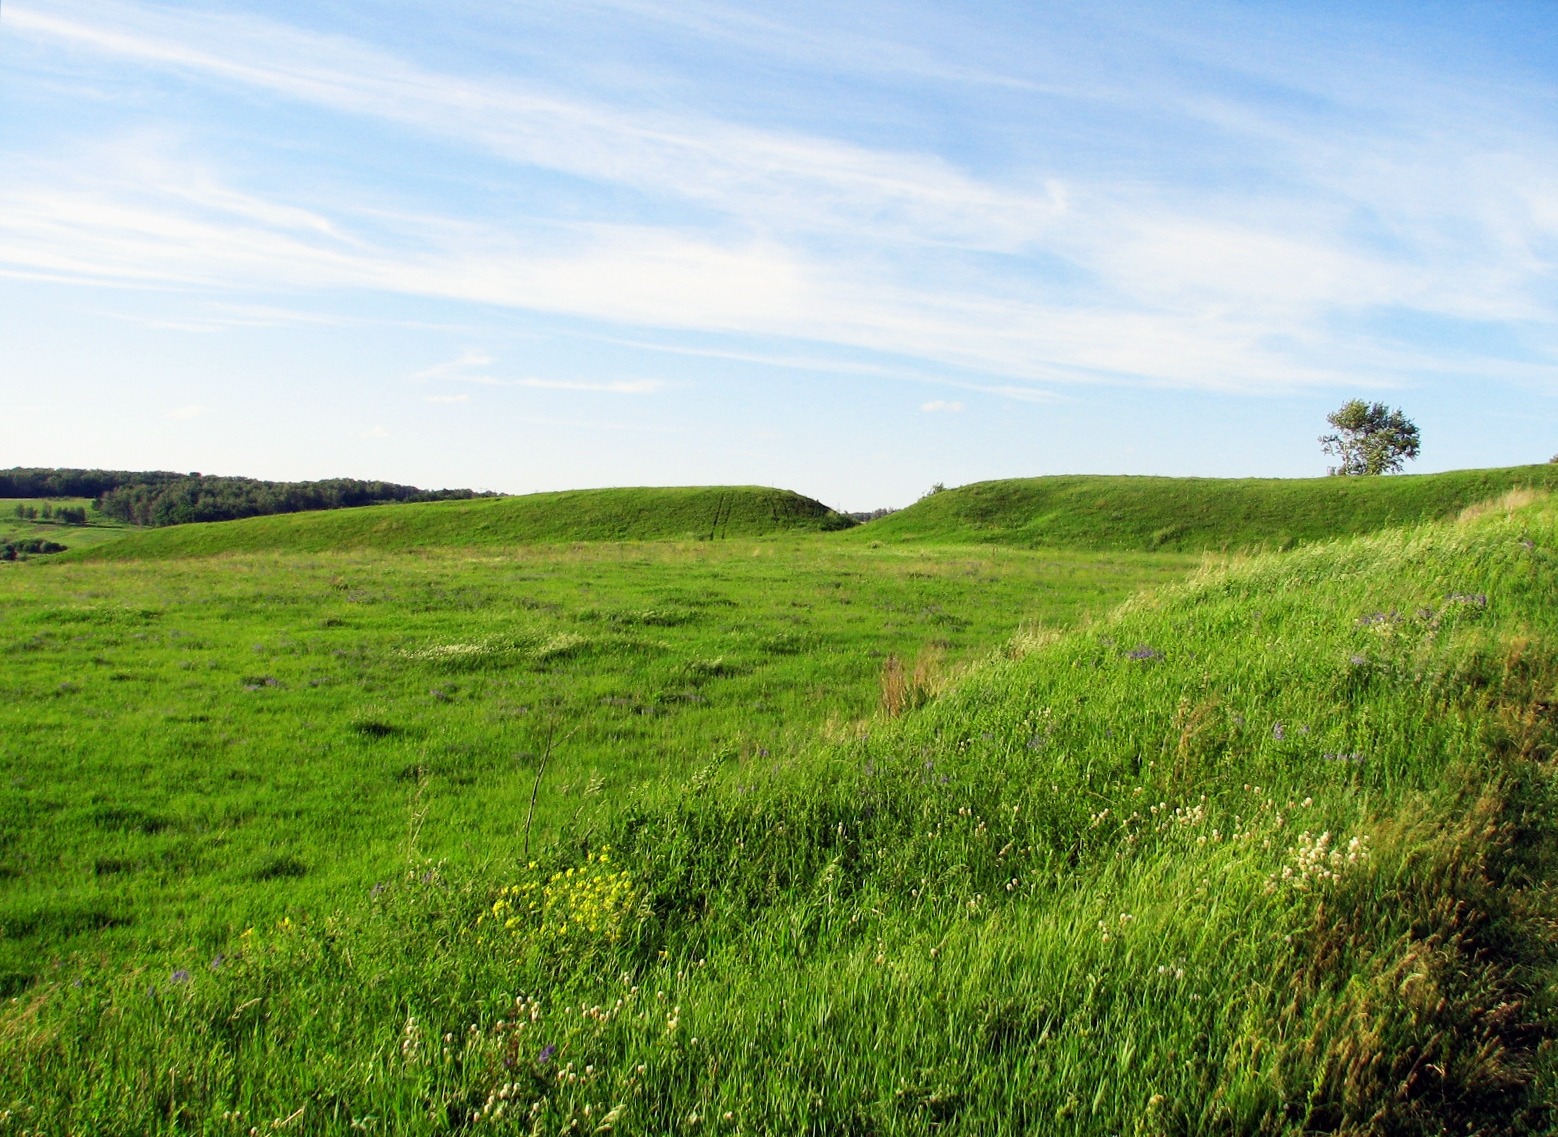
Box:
[2, 0, 1555, 509]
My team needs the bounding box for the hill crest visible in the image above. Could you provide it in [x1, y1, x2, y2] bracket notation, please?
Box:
[850, 464, 1558, 552]
[74, 485, 853, 559]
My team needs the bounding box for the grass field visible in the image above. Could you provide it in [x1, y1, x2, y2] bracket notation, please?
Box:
[0, 498, 129, 557]
[3, 478, 1557, 1134]
[0, 538, 1190, 983]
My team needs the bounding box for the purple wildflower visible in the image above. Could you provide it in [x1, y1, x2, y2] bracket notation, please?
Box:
[1127, 645, 1162, 662]
[170, 969, 191, 984]
[1272, 722, 1285, 741]
[538, 1044, 557, 1065]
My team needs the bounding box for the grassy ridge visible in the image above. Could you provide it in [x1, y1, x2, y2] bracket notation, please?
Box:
[73, 485, 853, 560]
[856, 463, 1558, 551]
[58, 465, 1558, 561]
[4, 493, 1557, 1132]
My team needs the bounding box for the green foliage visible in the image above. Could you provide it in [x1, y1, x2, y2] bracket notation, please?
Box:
[1320, 399, 1422, 475]
[853, 462, 1558, 551]
[0, 468, 174, 500]
[96, 474, 492, 526]
[0, 467, 491, 526]
[11, 504, 85, 524]
[0, 539, 67, 561]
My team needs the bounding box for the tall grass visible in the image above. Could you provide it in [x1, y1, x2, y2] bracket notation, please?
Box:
[3, 494, 1555, 1131]
[0, 539, 1189, 988]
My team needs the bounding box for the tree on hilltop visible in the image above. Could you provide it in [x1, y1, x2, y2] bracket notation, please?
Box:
[1320, 400, 1420, 476]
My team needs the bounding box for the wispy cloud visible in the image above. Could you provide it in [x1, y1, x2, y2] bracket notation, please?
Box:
[164, 404, 204, 420]
[412, 351, 498, 383]
[920, 400, 963, 413]
[3, 0, 1555, 400]
[513, 378, 664, 394]
[409, 351, 665, 394]
[423, 393, 470, 404]
[5, 3, 1067, 253]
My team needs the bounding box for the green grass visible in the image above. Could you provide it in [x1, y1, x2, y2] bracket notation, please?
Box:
[72, 486, 853, 561]
[0, 498, 130, 557]
[0, 538, 1189, 982]
[854, 463, 1558, 551]
[3, 485, 1558, 1133]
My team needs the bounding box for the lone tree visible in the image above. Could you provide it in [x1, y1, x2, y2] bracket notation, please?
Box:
[1320, 400, 1420, 476]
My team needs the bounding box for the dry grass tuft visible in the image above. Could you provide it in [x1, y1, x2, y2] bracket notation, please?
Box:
[1458, 487, 1544, 523]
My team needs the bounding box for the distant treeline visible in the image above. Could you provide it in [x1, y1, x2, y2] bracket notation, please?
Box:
[845, 507, 900, 523]
[0, 468, 496, 527]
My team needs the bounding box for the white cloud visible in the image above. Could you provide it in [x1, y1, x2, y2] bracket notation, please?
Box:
[409, 352, 665, 395]
[513, 378, 663, 394]
[2, 1, 1555, 399]
[164, 403, 203, 420]
[5, 3, 1067, 254]
[361, 425, 389, 438]
[920, 400, 964, 413]
[412, 351, 500, 383]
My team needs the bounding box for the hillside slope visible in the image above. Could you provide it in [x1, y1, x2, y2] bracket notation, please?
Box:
[12, 491, 1558, 1132]
[72, 485, 853, 559]
[854, 463, 1558, 551]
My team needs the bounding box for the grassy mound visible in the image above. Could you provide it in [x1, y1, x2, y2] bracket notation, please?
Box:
[72, 485, 853, 559]
[855, 463, 1558, 551]
[7, 491, 1557, 1132]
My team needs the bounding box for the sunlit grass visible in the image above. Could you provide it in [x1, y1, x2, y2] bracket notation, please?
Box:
[3, 494, 1557, 1132]
[0, 538, 1189, 980]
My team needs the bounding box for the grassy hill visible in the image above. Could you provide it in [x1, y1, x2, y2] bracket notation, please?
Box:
[6, 489, 1558, 1131]
[72, 485, 853, 560]
[854, 463, 1558, 551]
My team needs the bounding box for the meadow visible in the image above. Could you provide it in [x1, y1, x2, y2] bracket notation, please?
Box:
[1, 499, 129, 558]
[2, 474, 1557, 1134]
[0, 536, 1189, 983]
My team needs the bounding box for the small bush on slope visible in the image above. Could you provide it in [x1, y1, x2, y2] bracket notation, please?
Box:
[5, 495, 1558, 1134]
